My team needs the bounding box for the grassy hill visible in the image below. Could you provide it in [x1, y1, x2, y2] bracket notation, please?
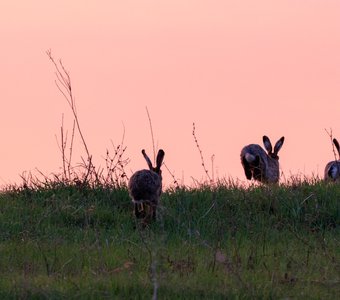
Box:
[0, 180, 339, 299]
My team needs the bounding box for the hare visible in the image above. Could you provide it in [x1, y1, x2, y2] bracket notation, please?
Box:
[324, 138, 340, 181]
[128, 149, 165, 224]
[241, 136, 285, 183]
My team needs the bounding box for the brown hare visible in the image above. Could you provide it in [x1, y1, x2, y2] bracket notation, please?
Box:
[128, 149, 165, 225]
[241, 136, 285, 183]
[324, 138, 340, 181]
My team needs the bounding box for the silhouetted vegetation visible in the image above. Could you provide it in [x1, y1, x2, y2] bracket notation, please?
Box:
[0, 179, 339, 298]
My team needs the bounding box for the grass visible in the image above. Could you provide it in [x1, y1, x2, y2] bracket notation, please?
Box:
[0, 180, 339, 299]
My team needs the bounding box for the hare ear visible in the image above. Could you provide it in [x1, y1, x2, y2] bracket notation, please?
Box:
[263, 136, 272, 153]
[274, 137, 285, 154]
[155, 149, 165, 171]
[333, 138, 340, 155]
[142, 149, 153, 170]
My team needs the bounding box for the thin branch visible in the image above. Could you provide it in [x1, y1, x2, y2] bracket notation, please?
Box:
[60, 114, 67, 179]
[325, 128, 339, 161]
[163, 162, 179, 188]
[47, 50, 91, 162]
[68, 119, 76, 179]
[146, 107, 156, 164]
[211, 154, 215, 183]
[192, 122, 212, 183]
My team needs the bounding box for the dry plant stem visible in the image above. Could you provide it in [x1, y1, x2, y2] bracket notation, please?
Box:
[136, 225, 158, 300]
[163, 162, 179, 188]
[211, 154, 215, 183]
[55, 114, 75, 181]
[103, 124, 129, 185]
[192, 122, 212, 183]
[112, 123, 129, 180]
[68, 120, 76, 179]
[325, 129, 338, 160]
[60, 114, 67, 180]
[46, 50, 92, 169]
[146, 106, 156, 163]
[35, 169, 52, 185]
[55, 116, 66, 179]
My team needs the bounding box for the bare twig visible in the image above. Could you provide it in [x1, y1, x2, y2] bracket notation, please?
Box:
[146, 107, 156, 164]
[211, 154, 215, 183]
[68, 119, 76, 179]
[46, 50, 91, 166]
[163, 162, 179, 188]
[192, 122, 212, 183]
[325, 128, 339, 161]
[45, 49, 130, 188]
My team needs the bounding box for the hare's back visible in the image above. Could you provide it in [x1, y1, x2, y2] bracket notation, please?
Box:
[241, 144, 267, 158]
[128, 170, 161, 200]
[324, 161, 340, 179]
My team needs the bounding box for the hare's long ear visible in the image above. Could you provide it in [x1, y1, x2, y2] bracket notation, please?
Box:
[155, 149, 165, 172]
[263, 136, 272, 154]
[142, 149, 153, 170]
[333, 138, 340, 156]
[274, 137, 285, 155]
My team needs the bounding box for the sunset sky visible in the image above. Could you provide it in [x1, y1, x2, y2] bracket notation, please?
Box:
[1, 1, 340, 186]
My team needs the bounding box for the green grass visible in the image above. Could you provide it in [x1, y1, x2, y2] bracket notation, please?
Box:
[0, 181, 339, 299]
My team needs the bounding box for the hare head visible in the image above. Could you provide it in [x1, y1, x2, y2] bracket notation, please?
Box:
[324, 138, 340, 181]
[142, 149, 165, 177]
[241, 135, 285, 183]
[263, 136, 285, 160]
[128, 149, 165, 226]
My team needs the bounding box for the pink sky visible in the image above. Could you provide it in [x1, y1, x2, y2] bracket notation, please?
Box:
[1, 1, 340, 186]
